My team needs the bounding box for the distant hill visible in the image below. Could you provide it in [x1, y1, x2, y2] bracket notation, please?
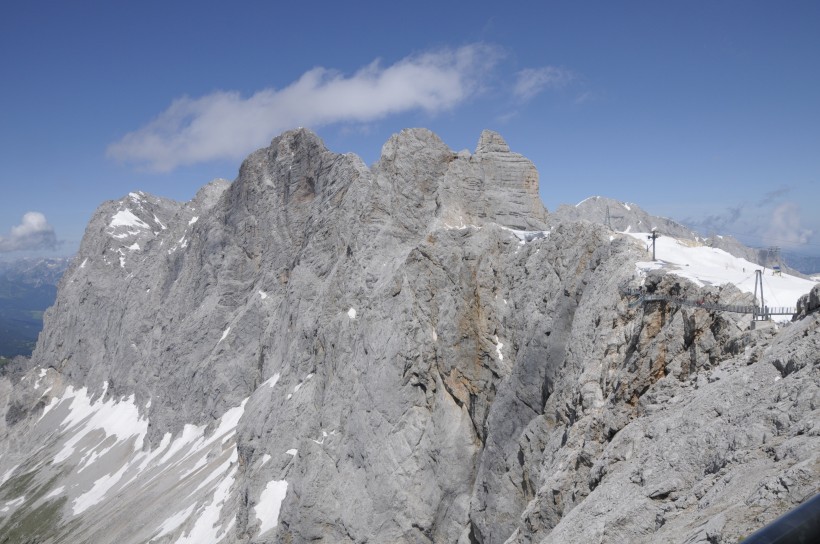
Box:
[0, 257, 70, 356]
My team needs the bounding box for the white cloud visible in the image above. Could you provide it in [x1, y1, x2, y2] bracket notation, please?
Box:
[108, 44, 503, 172]
[764, 202, 813, 248]
[513, 66, 574, 101]
[0, 212, 58, 252]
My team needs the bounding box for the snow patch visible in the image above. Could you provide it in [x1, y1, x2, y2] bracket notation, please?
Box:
[258, 290, 268, 300]
[45, 486, 65, 499]
[0, 496, 25, 513]
[260, 454, 272, 466]
[110, 209, 149, 230]
[189, 216, 199, 225]
[263, 373, 280, 388]
[347, 308, 357, 319]
[37, 382, 250, 523]
[0, 465, 19, 487]
[285, 449, 297, 456]
[575, 196, 599, 207]
[80, 258, 88, 268]
[255, 480, 288, 535]
[500, 226, 549, 244]
[50, 387, 148, 467]
[218, 327, 231, 344]
[154, 503, 196, 540]
[443, 217, 481, 230]
[175, 465, 237, 544]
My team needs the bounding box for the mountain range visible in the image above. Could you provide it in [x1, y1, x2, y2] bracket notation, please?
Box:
[0, 129, 817, 543]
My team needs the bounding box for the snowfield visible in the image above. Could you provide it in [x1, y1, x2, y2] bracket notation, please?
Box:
[1, 369, 291, 543]
[625, 232, 817, 321]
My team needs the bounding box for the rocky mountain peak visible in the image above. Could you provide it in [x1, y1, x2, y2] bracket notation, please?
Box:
[373, 127, 547, 233]
[192, 177, 231, 209]
[1, 128, 816, 544]
[475, 129, 511, 154]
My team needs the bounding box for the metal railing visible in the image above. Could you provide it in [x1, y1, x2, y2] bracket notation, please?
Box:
[620, 287, 796, 319]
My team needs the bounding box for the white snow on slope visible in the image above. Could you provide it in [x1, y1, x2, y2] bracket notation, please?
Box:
[110, 209, 149, 230]
[0, 465, 19, 487]
[626, 232, 817, 321]
[499, 225, 549, 244]
[0, 496, 25, 513]
[576, 196, 599, 207]
[154, 504, 196, 540]
[46, 384, 148, 467]
[493, 335, 504, 361]
[175, 465, 238, 544]
[255, 480, 288, 535]
[34, 382, 253, 542]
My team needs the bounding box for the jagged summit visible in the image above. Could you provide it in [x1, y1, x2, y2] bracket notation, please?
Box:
[1, 128, 817, 544]
[475, 129, 511, 154]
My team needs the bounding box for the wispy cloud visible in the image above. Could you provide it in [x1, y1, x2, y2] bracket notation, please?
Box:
[512, 66, 574, 101]
[684, 193, 814, 250]
[687, 204, 745, 235]
[757, 185, 790, 207]
[574, 91, 599, 105]
[108, 44, 503, 171]
[0, 212, 58, 252]
[764, 202, 813, 247]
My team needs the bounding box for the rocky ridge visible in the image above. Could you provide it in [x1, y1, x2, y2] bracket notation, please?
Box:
[0, 128, 816, 543]
[552, 195, 807, 277]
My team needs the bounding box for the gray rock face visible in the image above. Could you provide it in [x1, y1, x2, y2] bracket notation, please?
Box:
[794, 284, 820, 320]
[0, 128, 817, 544]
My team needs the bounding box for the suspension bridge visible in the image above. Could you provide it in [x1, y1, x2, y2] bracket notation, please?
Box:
[622, 270, 796, 321]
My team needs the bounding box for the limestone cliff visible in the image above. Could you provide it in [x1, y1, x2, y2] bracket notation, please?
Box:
[0, 129, 816, 543]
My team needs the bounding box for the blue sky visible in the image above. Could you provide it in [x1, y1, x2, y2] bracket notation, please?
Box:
[1, 0, 818, 258]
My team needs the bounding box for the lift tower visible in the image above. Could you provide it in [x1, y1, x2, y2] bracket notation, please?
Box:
[753, 269, 767, 320]
[647, 229, 660, 261]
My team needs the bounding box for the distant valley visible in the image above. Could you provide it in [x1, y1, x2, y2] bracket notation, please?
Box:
[0, 257, 69, 357]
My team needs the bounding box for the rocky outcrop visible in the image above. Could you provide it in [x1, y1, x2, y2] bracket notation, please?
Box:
[794, 284, 820, 320]
[0, 128, 817, 544]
